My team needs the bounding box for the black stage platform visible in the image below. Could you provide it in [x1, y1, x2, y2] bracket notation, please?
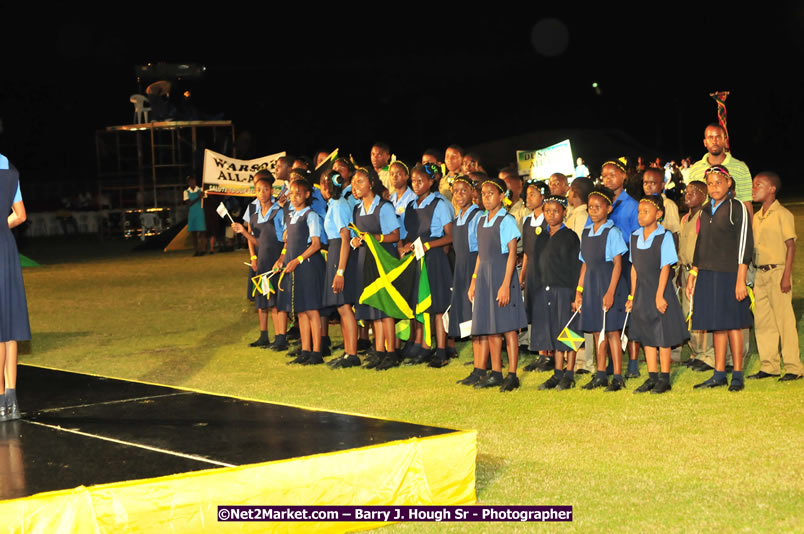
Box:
[0, 365, 457, 501]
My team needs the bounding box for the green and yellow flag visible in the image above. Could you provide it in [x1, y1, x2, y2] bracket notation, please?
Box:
[557, 308, 583, 351]
[415, 256, 432, 345]
[354, 228, 416, 320]
[558, 327, 584, 351]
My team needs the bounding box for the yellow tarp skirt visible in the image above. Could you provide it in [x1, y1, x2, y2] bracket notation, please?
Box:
[1, 429, 476, 533]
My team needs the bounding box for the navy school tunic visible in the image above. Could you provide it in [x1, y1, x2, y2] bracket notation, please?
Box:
[470, 211, 527, 335]
[0, 164, 31, 342]
[353, 198, 400, 321]
[277, 208, 324, 313]
[447, 205, 481, 338]
[251, 203, 284, 309]
[403, 195, 453, 314]
[630, 230, 689, 348]
[579, 225, 628, 333]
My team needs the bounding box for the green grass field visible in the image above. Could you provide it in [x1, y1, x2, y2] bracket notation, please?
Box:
[16, 207, 804, 533]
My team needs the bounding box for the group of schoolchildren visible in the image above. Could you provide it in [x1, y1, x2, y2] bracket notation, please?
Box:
[231, 144, 801, 394]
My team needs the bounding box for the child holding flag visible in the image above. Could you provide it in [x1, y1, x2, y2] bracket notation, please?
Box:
[232, 172, 284, 348]
[274, 176, 326, 365]
[349, 166, 401, 369]
[574, 186, 630, 391]
[531, 196, 582, 391]
[626, 194, 688, 394]
[398, 163, 454, 368]
[467, 177, 527, 392]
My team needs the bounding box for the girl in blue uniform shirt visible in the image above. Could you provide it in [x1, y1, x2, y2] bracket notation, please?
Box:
[388, 160, 416, 218]
[319, 169, 361, 369]
[232, 172, 284, 349]
[449, 176, 482, 379]
[398, 163, 454, 368]
[574, 186, 630, 391]
[274, 176, 326, 365]
[467, 177, 528, 392]
[349, 166, 401, 370]
[627, 194, 688, 394]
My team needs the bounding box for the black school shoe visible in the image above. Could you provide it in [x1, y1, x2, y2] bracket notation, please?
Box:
[329, 354, 360, 369]
[582, 375, 608, 390]
[326, 354, 346, 368]
[287, 351, 311, 365]
[604, 376, 625, 392]
[747, 371, 779, 379]
[376, 352, 401, 371]
[634, 378, 657, 394]
[428, 354, 450, 368]
[406, 348, 434, 365]
[779, 373, 803, 382]
[356, 339, 372, 353]
[691, 360, 715, 372]
[474, 373, 504, 389]
[458, 371, 485, 386]
[249, 337, 271, 348]
[556, 374, 575, 390]
[728, 380, 745, 392]
[302, 352, 325, 365]
[537, 356, 556, 372]
[651, 380, 672, 394]
[538, 375, 561, 391]
[499, 374, 520, 392]
[363, 351, 382, 369]
[693, 376, 728, 389]
[266, 338, 289, 352]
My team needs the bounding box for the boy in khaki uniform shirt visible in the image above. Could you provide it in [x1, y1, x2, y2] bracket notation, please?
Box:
[748, 172, 802, 380]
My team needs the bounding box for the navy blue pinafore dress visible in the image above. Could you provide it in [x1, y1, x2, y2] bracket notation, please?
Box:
[278, 208, 324, 313]
[630, 231, 689, 348]
[470, 212, 527, 335]
[403, 197, 452, 314]
[447, 206, 480, 338]
[251, 203, 284, 310]
[579, 226, 628, 333]
[1, 165, 31, 342]
[353, 199, 399, 321]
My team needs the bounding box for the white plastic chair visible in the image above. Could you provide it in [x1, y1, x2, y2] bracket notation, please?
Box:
[130, 94, 151, 124]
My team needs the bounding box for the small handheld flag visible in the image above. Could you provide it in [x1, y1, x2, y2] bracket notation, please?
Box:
[686, 295, 693, 330]
[557, 307, 583, 351]
[598, 309, 607, 350]
[216, 202, 235, 224]
[621, 312, 630, 351]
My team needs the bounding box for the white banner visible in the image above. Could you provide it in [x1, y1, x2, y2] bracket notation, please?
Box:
[203, 149, 286, 197]
[516, 139, 575, 180]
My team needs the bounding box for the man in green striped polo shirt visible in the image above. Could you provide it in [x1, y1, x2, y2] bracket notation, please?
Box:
[688, 123, 753, 219]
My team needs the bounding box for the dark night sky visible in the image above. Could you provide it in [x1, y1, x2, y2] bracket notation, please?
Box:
[2, 5, 803, 197]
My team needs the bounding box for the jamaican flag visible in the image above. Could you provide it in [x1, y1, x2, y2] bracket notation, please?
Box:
[356, 231, 416, 320]
[415, 256, 433, 345]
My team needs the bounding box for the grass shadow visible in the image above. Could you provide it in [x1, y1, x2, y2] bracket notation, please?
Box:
[19, 332, 93, 355]
[136, 318, 244, 385]
[474, 453, 506, 499]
